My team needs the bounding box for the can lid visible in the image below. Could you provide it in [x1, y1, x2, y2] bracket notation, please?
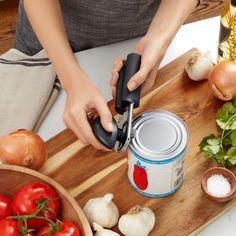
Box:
[130, 110, 188, 161]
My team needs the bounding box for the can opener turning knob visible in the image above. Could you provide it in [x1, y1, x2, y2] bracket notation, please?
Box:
[92, 53, 141, 152]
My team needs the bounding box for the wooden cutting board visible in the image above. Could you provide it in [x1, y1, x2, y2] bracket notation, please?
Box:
[42, 48, 236, 235]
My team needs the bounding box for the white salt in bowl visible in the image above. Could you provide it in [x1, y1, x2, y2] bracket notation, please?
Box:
[201, 167, 236, 203]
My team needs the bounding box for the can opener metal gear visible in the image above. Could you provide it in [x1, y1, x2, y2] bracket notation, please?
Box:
[92, 53, 141, 152]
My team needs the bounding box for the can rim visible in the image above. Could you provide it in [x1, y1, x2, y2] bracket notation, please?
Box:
[129, 110, 188, 161]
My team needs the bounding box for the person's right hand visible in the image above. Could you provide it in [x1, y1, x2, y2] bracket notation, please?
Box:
[62, 67, 113, 150]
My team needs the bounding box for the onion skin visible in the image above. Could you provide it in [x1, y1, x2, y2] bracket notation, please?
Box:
[208, 61, 236, 101]
[0, 129, 47, 170]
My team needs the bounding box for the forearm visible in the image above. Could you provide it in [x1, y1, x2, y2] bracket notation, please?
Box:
[23, 0, 82, 91]
[147, 0, 199, 46]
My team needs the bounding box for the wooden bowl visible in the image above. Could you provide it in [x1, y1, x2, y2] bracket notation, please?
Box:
[201, 167, 236, 203]
[0, 164, 93, 236]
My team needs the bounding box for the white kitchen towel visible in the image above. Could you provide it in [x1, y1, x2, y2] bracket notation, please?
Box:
[0, 48, 61, 135]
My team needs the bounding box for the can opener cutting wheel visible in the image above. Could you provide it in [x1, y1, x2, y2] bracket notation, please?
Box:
[92, 53, 141, 152]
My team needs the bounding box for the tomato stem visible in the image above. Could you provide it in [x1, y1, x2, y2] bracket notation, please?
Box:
[8, 199, 58, 234]
[8, 214, 55, 225]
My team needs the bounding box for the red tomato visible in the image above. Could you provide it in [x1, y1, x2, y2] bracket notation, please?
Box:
[0, 195, 13, 220]
[36, 221, 81, 236]
[0, 219, 19, 236]
[12, 183, 60, 229]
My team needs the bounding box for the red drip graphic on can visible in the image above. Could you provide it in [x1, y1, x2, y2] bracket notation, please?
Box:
[133, 161, 148, 190]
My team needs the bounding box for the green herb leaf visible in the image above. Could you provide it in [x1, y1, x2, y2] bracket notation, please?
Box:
[216, 101, 236, 130]
[221, 130, 232, 146]
[199, 135, 221, 158]
[199, 101, 236, 167]
[215, 152, 227, 166]
[226, 147, 236, 166]
[216, 101, 236, 121]
[231, 130, 236, 146]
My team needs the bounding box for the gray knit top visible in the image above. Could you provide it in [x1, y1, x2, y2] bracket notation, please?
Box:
[15, 0, 161, 55]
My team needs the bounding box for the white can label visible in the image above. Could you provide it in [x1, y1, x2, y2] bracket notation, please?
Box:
[128, 149, 185, 197]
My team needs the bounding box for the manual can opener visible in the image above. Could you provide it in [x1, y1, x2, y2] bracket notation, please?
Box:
[92, 53, 141, 152]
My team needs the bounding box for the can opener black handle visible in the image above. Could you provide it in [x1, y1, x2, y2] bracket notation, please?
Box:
[92, 53, 141, 152]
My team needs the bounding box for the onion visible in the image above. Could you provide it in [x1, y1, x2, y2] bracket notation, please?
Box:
[0, 129, 47, 170]
[208, 61, 236, 101]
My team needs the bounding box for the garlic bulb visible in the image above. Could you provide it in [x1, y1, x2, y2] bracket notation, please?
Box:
[185, 50, 214, 81]
[93, 223, 120, 236]
[83, 193, 119, 228]
[118, 205, 155, 236]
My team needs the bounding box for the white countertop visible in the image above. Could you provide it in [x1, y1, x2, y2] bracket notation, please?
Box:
[38, 16, 236, 235]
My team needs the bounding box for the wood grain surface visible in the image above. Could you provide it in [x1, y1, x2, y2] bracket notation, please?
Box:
[187, 0, 228, 23]
[0, 0, 19, 54]
[0, 0, 226, 55]
[41, 49, 236, 235]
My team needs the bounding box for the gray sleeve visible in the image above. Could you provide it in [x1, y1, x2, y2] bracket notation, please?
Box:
[14, 0, 42, 56]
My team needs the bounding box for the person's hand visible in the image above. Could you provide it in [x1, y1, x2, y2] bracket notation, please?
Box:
[110, 34, 168, 97]
[62, 68, 113, 150]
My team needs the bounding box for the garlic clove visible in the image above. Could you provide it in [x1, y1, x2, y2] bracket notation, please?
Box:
[185, 50, 214, 81]
[118, 205, 156, 236]
[93, 222, 120, 236]
[83, 193, 119, 228]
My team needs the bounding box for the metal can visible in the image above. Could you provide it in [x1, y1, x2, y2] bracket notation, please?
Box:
[128, 110, 188, 198]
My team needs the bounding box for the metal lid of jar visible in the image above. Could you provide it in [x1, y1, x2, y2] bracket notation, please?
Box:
[130, 110, 188, 161]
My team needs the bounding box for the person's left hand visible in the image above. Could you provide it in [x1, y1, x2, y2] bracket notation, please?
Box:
[110, 34, 168, 97]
